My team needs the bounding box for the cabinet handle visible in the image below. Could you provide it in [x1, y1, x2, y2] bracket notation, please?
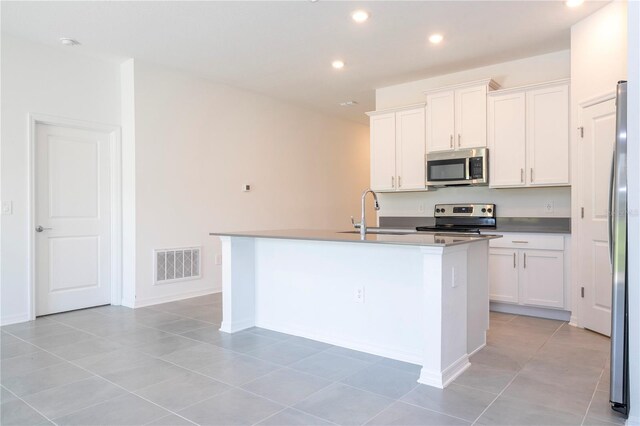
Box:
[513, 253, 516, 268]
[520, 168, 524, 183]
[512, 240, 529, 244]
[398, 176, 402, 188]
[391, 176, 395, 188]
[450, 134, 453, 149]
[458, 134, 461, 147]
[530, 168, 534, 182]
[523, 253, 527, 268]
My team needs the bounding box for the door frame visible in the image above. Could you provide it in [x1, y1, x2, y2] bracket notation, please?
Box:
[572, 91, 616, 328]
[28, 113, 123, 320]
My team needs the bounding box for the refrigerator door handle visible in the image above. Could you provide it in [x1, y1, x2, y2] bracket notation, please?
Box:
[608, 151, 615, 268]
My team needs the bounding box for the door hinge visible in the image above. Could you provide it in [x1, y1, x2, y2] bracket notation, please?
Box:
[581, 207, 584, 218]
[578, 126, 584, 138]
[581, 287, 585, 298]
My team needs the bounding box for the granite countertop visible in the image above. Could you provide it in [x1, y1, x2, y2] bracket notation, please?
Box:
[379, 217, 571, 234]
[209, 229, 501, 247]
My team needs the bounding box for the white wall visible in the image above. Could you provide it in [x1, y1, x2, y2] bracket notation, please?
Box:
[0, 35, 121, 325]
[128, 61, 370, 306]
[374, 51, 572, 219]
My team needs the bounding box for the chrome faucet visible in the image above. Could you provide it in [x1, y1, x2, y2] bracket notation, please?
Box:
[351, 189, 380, 238]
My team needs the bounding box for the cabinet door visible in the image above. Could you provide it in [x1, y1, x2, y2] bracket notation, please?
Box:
[396, 107, 426, 191]
[370, 113, 396, 191]
[526, 85, 569, 186]
[488, 92, 526, 187]
[426, 91, 455, 153]
[455, 85, 488, 149]
[519, 250, 564, 308]
[488, 248, 519, 304]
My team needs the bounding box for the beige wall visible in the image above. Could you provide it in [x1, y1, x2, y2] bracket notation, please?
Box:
[373, 50, 572, 219]
[128, 61, 371, 305]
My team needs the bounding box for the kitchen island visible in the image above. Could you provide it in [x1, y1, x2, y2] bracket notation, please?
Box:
[209, 229, 500, 388]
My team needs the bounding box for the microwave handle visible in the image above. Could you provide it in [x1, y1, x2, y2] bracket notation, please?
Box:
[465, 158, 471, 180]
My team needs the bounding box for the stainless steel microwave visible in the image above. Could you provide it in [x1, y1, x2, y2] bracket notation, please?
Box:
[426, 148, 488, 187]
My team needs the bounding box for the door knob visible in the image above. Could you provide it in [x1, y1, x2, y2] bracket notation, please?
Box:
[35, 225, 52, 232]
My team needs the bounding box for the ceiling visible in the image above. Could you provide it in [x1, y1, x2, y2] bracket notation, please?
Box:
[1, 1, 608, 124]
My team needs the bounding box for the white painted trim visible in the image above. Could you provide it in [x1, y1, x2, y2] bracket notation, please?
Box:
[220, 318, 255, 334]
[28, 113, 123, 319]
[423, 78, 500, 95]
[365, 103, 426, 117]
[488, 78, 571, 96]
[490, 301, 571, 321]
[0, 313, 32, 326]
[132, 288, 218, 308]
[579, 91, 616, 108]
[418, 353, 470, 389]
[468, 342, 486, 357]
[255, 319, 423, 364]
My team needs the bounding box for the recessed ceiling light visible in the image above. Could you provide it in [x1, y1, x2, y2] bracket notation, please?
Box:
[59, 37, 81, 46]
[339, 101, 359, 107]
[351, 10, 369, 23]
[428, 34, 444, 44]
[332, 60, 345, 69]
[565, 0, 584, 7]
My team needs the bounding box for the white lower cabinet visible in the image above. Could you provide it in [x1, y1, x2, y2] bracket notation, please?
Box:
[489, 234, 566, 310]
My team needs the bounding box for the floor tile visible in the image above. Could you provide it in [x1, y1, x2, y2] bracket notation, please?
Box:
[1, 340, 40, 360]
[102, 358, 191, 391]
[132, 311, 185, 328]
[453, 362, 516, 394]
[135, 372, 230, 412]
[1, 318, 58, 336]
[400, 383, 496, 422]
[212, 331, 280, 353]
[366, 401, 469, 425]
[0, 350, 64, 379]
[2, 361, 92, 397]
[289, 351, 372, 381]
[374, 358, 422, 375]
[475, 395, 584, 425]
[585, 391, 627, 425]
[74, 347, 155, 375]
[1, 399, 52, 426]
[53, 393, 171, 426]
[47, 337, 122, 361]
[242, 368, 332, 406]
[294, 382, 393, 426]
[196, 354, 280, 386]
[469, 344, 531, 372]
[247, 340, 321, 365]
[178, 389, 283, 426]
[134, 335, 201, 357]
[258, 408, 332, 425]
[180, 325, 223, 344]
[341, 363, 419, 399]
[23, 376, 127, 419]
[152, 318, 212, 334]
[508, 315, 564, 331]
[286, 336, 334, 351]
[489, 312, 516, 323]
[108, 327, 173, 346]
[246, 327, 294, 341]
[25, 329, 95, 350]
[1, 386, 17, 403]
[325, 346, 382, 363]
[146, 414, 196, 425]
[161, 343, 236, 371]
[6, 322, 76, 341]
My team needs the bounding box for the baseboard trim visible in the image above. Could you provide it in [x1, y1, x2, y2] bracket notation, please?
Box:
[1, 313, 31, 326]
[490, 302, 571, 321]
[418, 354, 470, 389]
[219, 319, 255, 333]
[255, 320, 422, 365]
[469, 342, 486, 357]
[133, 289, 220, 308]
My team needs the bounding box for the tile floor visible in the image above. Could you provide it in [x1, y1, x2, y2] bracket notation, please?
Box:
[0, 293, 628, 426]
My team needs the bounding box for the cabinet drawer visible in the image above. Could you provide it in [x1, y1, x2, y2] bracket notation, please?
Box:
[489, 233, 564, 250]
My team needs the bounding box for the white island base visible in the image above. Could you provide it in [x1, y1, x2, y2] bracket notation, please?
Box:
[217, 233, 490, 389]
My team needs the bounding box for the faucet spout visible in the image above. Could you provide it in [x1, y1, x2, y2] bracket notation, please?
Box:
[360, 189, 380, 238]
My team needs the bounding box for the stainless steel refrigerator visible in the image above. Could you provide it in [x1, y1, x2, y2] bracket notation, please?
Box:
[610, 80, 629, 417]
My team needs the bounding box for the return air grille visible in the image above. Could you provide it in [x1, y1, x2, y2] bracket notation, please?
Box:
[155, 247, 201, 284]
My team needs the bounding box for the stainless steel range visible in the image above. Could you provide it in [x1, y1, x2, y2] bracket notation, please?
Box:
[416, 203, 496, 234]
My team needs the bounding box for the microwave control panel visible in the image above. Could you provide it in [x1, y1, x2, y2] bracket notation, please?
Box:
[469, 157, 484, 179]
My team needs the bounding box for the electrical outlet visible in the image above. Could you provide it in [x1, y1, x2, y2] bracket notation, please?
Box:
[242, 184, 251, 192]
[354, 286, 365, 303]
[544, 201, 554, 214]
[215, 254, 222, 265]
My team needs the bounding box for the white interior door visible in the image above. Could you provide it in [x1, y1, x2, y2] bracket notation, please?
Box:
[36, 123, 112, 315]
[579, 99, 616, 335]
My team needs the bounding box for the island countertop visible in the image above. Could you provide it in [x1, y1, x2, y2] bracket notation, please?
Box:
[209, 229, 501, 247]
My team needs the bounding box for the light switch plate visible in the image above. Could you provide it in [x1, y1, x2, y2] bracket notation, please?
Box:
[1, 201, 12, 215]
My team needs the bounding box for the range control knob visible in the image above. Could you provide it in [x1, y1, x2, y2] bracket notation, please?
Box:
[481, 208, 487, 213]
[441, 208, 446, 213]
[436, 208, 441, 213]
[487, 208, 493, 213]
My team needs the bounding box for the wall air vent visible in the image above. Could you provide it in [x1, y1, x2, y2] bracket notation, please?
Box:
[154, 247, 201, 284]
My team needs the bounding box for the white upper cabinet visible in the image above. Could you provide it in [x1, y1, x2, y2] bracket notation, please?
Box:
[488, 80, 570, 188]
[527, 84, 570, 186]
[488, 92, 527, 187]
[367, 105, 426, 192]
[425, 79, 499, 153]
